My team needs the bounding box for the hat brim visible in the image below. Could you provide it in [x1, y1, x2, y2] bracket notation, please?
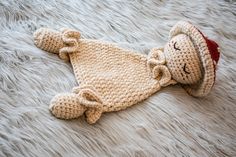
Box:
[169, 21, 215, 97]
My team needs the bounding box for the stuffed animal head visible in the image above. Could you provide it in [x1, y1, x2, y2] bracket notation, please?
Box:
[163, 21, 220, 97]
[164, 34, 202, 85]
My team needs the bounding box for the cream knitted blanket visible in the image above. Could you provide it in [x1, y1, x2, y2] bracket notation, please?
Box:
[34, 28, 175, 123]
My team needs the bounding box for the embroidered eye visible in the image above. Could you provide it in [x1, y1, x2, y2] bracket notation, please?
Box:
[183, 63, 190, 74]
[174, 42, 180, 51]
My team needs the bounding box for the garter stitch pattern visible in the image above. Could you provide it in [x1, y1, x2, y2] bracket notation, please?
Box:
[33, 21, 220, 124]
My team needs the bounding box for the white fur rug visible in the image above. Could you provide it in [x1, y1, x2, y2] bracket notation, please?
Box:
[0, 0, 236, 156]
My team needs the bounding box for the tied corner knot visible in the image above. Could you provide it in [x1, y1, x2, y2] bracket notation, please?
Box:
[72, 85, 103, 109]
[147, 47, 166, 67]
[72, 85, 104, 124]
[147, 48, 176, 87]
[49, 85, 103, 123]
[59, 28, 81, 61]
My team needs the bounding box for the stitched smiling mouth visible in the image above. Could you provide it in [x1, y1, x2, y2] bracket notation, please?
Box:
[183, 63, 190, 74]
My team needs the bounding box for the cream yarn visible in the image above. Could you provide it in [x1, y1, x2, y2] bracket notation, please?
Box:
[34, 28, 80, 60]
[34, 28, 176, 124]
[33, 21, 219, 123]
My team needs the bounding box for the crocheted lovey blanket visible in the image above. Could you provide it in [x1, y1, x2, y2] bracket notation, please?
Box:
[33, 21, 220, 124]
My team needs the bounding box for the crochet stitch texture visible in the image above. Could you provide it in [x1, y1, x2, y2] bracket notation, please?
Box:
[34, 28, 175, 123]
[33, 21, 220, 124]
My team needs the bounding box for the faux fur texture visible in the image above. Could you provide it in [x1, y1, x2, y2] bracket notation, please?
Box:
[0, 0, 236, 156]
